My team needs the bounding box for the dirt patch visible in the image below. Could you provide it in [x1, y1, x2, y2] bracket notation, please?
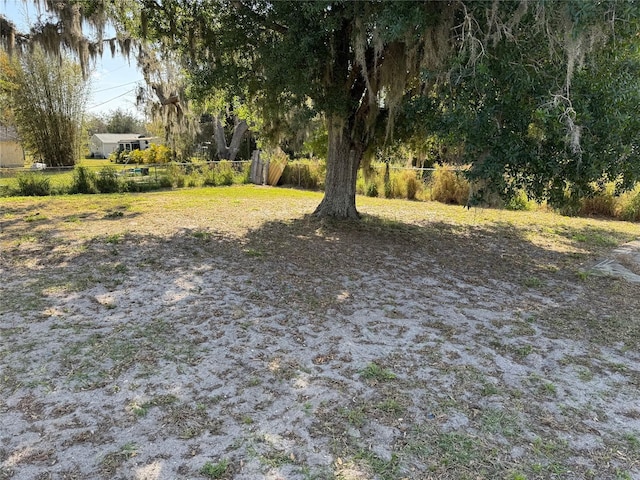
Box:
[1, 189, 639, 479]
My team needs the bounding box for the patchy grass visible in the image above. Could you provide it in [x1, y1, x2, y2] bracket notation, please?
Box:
[0, 185, 638, 479]
[201, 459, 230, 479]
[360, 363, 397, 382]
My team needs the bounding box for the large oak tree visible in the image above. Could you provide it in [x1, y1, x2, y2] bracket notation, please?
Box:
[2, 1, 638, 216]
[131, 0, 640, 217]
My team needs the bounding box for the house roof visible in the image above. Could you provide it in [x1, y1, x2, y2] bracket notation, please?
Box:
[92, 133, 145, 143]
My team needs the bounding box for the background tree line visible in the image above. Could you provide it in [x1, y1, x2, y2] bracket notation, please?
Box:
[1, 1, 639, 218]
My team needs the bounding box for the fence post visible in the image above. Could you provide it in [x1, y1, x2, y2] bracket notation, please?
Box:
[250, 150, 266, 185]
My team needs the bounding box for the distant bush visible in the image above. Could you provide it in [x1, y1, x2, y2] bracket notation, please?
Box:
[619, 187, 640, 222]
[505, 190, 533, 211]
[215, 160, 235, 186]
[157, 176, 173, 188]
[128, 149, 145, 164]
[186, 171, 201, 188]
[165, 163, 186, 187]
[365, 181, 379, 197]
[236, 162, 251, 184]
[575, 183, 640, 221]
[110, 144, 171, 165]
[281, 159, 325, 189]
[578, 184, 617, 217]
[15, 173, 51, 196]
[399, 169, 421, 200]
[95, 166, 120, 193]
[202, 168, 217, 187]
[145, 144, 171, 164]
[383, 163, 395, 198]
[356, 164, 379, 197]
[70, 166, 97, 194]
[430, 165, 470, 205]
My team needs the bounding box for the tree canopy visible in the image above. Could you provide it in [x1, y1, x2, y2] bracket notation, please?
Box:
[2, 1, 638, 217]
[129, 0, 640, 217]
[403, 1, 640, 210]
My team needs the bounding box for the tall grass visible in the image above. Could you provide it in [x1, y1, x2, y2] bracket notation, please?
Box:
[580, 183, 640, 221]
[281, 159, 326, 190]
[619, 188, 640, 222]
[354, 163, 425, 201]
[429, 165, 470, 205]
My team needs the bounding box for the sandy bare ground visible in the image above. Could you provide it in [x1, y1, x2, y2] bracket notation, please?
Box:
[1, 187, 639, 480]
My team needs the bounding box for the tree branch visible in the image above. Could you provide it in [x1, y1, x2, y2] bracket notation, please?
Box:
[231, 1, 288, 35]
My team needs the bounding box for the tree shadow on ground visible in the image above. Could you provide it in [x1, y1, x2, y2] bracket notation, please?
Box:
[239, 213, 623, 281]
[235, 213, 640, 347]
[2, 207, 638, 347]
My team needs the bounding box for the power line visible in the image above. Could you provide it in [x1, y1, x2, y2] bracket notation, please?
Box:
[92, 80, 143, 93]
[87, 89, 136, 110]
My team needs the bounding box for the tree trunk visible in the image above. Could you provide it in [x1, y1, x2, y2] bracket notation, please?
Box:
[213, 116, 229, 159]
[313, 118, 363, 219]
[227, 118, 249, 160]
[213, 115, 248, 161]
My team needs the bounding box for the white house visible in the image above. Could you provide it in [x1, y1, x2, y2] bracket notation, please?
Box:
[90, 133, 157, 159]
[0, 126, 24, 168]
[116, 136, 158, 153]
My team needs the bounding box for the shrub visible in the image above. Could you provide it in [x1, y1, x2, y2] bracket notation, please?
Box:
[203, 169, 217, 186]
[14, 173, 51, 196]
[579, 184, 617, 217]
[383, 163, 394, 198]
[121, 179, 162, 193]
[556, 192, 584, 217]
[216, 160, 235, 186]
[165, 163, 186, 187]
[186, 172, 201, 188]
[157, 176, 173, 188]
[619, 188, 640, 222]
[430, 165, 470, 205]
[70, 166, 97, 194]
[145, 144, 171, 164]
[128, 149, 145, 164]
[236, 161, 252, 184]
[113, 150, 129, 164]
[399, 170, 421, 200]
[389, 177, 402, 198]
[95, 166, 120, 193]
[354, 163, 425, 201]
[505, 190, 533, 211]
[365, 181, 379, 197]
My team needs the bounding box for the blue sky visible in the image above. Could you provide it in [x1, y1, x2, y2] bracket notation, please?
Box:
[2, 0, 145, 118]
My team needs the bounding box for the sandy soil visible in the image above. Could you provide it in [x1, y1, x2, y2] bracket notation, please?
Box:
[1, 190, 639, 480]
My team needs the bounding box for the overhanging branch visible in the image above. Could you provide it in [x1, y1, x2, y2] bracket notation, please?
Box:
[231, 1, 288, 35]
